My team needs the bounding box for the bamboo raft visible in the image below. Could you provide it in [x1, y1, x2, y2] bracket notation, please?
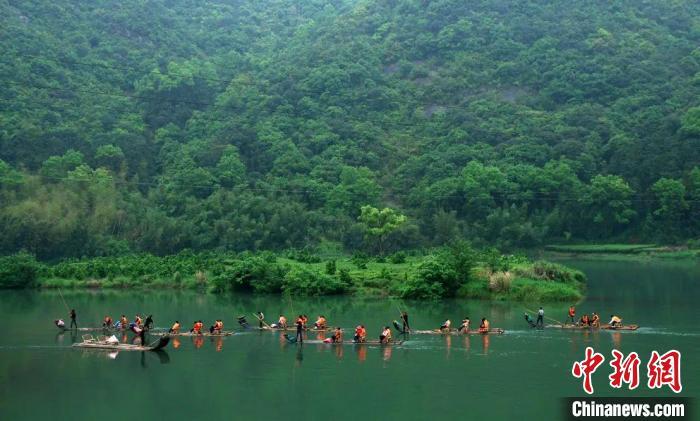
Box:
[410, 328, 505, 335]
[546, 324, 639, 331]
[153, 331, 234, 337]
[59, 326, 166, 332]
[72, 335, 170, 351]
[244, 326, 335, 333]
[297, 340, 405, 346]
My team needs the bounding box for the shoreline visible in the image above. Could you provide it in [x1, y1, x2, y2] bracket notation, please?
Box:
[2, 250, 586, 302]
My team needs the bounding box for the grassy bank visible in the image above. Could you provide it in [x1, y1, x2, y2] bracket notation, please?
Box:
[0, 246, 586, 301]
[544, 243, 700, 260]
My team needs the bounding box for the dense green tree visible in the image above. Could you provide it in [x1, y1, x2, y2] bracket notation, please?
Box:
[650, 178, 688, 241]
[357, 205, 407, 256]
[583, 175, 636, 239]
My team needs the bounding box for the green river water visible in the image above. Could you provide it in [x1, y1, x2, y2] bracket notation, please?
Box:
[0, 259, 697, 420]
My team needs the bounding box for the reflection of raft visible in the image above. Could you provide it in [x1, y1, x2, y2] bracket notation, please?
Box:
[412, 328, 505, 335]
[546, 324, 639, 331]
[154, 331, 234, 337]
[72, 335, 170, 351]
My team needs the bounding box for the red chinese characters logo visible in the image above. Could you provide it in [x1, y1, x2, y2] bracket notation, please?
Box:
[572, 348, 682, 394]
[572, 347, 605, 394]
[608, 350, 640, 390]
[647, 350, 682, 393]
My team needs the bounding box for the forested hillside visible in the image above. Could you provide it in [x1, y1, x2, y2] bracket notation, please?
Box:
[2, 0, 700, 260]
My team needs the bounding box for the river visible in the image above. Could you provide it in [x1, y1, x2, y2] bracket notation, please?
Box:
[0, 259, 697, 420]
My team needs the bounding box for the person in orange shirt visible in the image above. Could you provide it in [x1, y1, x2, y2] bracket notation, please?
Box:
[479, 318, 490, 333]
[314, 315, 327, 330]
[331, 327, 342, 343]
[190, 320, 203, 334]
[295, 315, 304, 343]
[380, 326, 392, 344]
[353, 325, 367, 343]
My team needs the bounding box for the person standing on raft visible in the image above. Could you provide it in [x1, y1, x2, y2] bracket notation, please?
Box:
[70, 309, 77, 329]
[536, 307, 544, 328]
[401, 311, 410, 333]
[568, 306, 576, 324]
[295, 315, 304, 343]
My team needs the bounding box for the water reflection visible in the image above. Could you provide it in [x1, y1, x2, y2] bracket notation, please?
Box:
[193, 336, 204, 349]
[334, 343, 343, 360]
[55, 330, 77, 345]
[295, 345, 303, 367]
[481, 334, 490, 355]
[611, 332, 621, 349]
[356, 344, 367, 362]
[383, 345, 392, 362]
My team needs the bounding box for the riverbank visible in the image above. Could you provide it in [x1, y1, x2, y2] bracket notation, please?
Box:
[543, 243, 700, 261]
[0, 246, 586, 301]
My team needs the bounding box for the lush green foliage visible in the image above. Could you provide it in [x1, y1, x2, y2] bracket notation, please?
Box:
[2, 0, 700, 261]
[11, 245, 583, 300]
[0, 252, 41, 288]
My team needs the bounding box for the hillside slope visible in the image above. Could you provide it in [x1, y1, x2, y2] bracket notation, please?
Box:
[1, 0, 700, 259]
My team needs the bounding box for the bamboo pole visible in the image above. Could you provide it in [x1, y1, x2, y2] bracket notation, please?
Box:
[525, 307, 564, 325]
[253, 312, 273, 329]
[57, 288, 70, 312]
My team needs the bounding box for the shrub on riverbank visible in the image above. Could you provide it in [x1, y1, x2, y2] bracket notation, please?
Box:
[2, 247, 586, 301]
[0, 252, 41, 288]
